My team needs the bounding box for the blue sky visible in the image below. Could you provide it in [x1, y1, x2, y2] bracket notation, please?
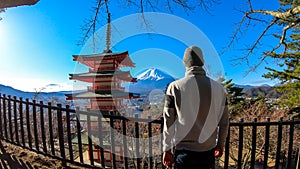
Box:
[0, 0, 280, 92]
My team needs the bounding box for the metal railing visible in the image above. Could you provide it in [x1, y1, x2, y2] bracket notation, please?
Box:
[0, 93, 299, 169]
[224, 118, 300, 169]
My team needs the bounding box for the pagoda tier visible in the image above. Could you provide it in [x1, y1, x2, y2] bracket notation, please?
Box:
[69, 71, 137, 83]
[65, 90, 139, 100]
[73, 51, 135, 70]
[65, 90, 139, 110]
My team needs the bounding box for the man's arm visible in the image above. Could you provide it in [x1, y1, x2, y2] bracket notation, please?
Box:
[162, 84, 177, 167]
[162, 94, 176, 152]
[215, 104, 229, 157]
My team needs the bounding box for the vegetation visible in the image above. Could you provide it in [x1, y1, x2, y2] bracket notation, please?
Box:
[222, 79, 245, 117]
[263, 32, 300, 117]
[227, 0, 300, 118]
[226, 100, 300, 169]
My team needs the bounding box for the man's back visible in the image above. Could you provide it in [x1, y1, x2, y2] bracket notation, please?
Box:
[162, 46, 229, 169]
[165, 67, 227, 152]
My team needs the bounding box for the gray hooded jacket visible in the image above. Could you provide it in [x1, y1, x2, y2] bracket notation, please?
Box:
[163, 66, 229, 152]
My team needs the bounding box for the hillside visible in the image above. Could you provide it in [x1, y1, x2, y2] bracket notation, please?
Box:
[243, 86, 282, 98]
[0, 84, 68, 100]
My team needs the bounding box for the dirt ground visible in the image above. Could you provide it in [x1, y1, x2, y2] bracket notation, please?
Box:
[0, 140, 95, 169]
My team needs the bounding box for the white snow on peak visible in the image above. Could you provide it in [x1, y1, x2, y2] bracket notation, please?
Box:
[136, 68, 171, 81]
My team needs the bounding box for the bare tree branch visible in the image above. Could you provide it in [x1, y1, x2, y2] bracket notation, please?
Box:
[78, 0, 103, 46]
[145, 0, 157, 11]
[280, 20, 300, 44]
[166, 0, 174, 13]
[250, 6, 300, 20]
[225, 0, 300, 73]
[247, 0, 253, 11]
[220, 14, 247, 56]
[79, 0, 219, 46]
[172, 0, 194, 11]
[245, 19, 278, 61]
[140, 0, 144, 13]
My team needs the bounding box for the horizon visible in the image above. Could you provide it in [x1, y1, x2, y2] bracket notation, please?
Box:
[0, 67, 275, 94]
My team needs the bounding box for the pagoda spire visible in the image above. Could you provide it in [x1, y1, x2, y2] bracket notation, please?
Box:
[105, 0, 111, 53]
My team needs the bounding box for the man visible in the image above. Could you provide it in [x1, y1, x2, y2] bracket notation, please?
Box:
[162, 46, 229, 169]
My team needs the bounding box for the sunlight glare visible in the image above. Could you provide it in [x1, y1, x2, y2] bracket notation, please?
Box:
[0, 23, 7, 53]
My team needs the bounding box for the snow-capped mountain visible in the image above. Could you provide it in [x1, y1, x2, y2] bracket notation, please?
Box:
[136, 68, 172, 81]
[127, 68, 176, 94]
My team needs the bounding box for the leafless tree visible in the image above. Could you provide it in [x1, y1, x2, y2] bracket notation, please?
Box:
[225, 0, 300, 73]
[79, 0, 220, 46]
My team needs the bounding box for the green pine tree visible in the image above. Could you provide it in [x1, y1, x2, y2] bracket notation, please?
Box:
[263, 28, 300, 116]
[221, 79, 245, 116]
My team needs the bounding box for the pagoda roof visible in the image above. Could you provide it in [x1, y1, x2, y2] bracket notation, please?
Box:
[73, 51, 128, 58]
[65, 90, 139, 100]
[69, 71, 137, 83]
[73, 51, 135, 68]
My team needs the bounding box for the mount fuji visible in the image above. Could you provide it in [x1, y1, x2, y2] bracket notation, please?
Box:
[127, 68, 176, 94]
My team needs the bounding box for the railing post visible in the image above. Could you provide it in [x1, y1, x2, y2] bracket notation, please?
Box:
[275, 117, 283, 169]
[98, 113, 106, 168]
[86, 109, 94, 166]
[148, 116, 153, 169]
[122, 117, 128, 169]
[3, 94, 8, 139]
[13, 96, 19, 144]
[287, 117, 295, 169]
[76, 107, 83, 163]
[296, 148, 299, 169]
[32, 100, 39, 151]
[19, 97, 25, 146]
[250, 118, 257, 169]
[134, 114, 141, 169]
[110, 115, 117, 169]
[161, 116, 165, 169]
[263, 117, 270, 169]
[57, 104, 65, 159]
[2, 94, 8, 139]
[0, 94, 3, 138]
[237, 118, 244, 169]
[66, 105, 74, 162]
[224, 120, 231, 169]
[8, 95, 13, 142]
[25, 98, 32, 149]
[40, 101, 47, 153]
[48, 102, 55, 155]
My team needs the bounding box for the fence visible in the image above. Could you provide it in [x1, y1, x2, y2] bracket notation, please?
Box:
[0, 94, 299, 169]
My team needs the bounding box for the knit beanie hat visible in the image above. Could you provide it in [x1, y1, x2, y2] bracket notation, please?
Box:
[183, 46, 204, 67]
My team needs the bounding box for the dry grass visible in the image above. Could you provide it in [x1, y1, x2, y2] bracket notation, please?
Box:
[0, 140, 94, 169]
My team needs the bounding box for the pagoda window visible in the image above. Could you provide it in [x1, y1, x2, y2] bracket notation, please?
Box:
[97, 64, 115, 71]
[95, 102, 115, 106]
[94, 77, 112, 82]
[95, 59, 114, 64]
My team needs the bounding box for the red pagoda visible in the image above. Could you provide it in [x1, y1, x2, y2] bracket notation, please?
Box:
[66, 13, 138, 115]
[66, 50, 139, 114]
